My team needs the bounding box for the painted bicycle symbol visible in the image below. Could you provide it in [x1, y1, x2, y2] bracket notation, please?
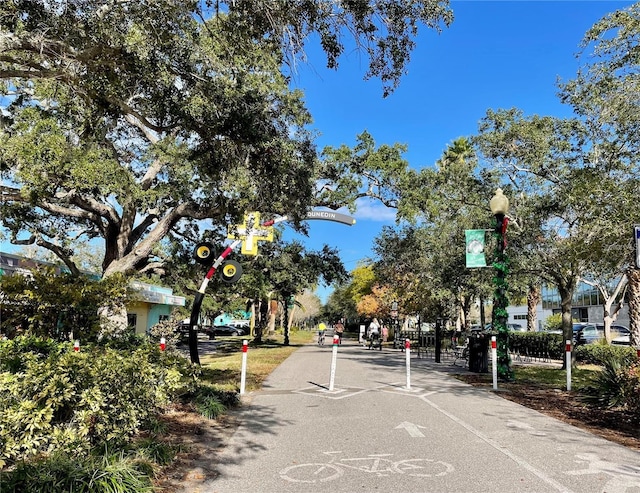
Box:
[279, 451, 455, 483]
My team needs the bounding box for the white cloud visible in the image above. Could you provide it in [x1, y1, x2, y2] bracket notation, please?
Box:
[350, 198, 397, 222]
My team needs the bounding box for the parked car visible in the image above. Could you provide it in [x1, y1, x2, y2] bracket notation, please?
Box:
[174, 321, 193, 340]
[204, 324, 248, 338]
[228, 321, 251, 335]
[575, 323, 602, 345]
[604, 324, 630, 346]
[573, 323, 630, 345]
[472, 323, 524, 332]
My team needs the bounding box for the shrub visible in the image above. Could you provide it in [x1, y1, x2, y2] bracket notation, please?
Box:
[542, 314, 563, 332]
[0, 450, 154, 493]
[0, 269, 129, 341]
[582, 357, 640, 411]
[188, 386, 240, 419]
[148, 317, 183, 350]
[0, 337, 200, 468]
[575, 343, 638, 366]
[0, 336, 67, 373]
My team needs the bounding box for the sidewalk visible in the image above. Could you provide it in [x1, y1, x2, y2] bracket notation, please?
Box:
[175, 340, 640, 493]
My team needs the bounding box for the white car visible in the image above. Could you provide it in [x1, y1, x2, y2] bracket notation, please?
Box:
[609, 325, 630, 346]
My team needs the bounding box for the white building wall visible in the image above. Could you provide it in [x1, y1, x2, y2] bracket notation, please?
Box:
[507, 304, 553, 331]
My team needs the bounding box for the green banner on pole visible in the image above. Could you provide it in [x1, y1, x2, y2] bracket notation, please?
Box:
[465, 230, 487, 268]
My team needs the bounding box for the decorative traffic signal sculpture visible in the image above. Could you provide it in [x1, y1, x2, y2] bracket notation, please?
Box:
[219, 260, 242, 283]
[227, 212, 274, 255]
[186, 210, 355, 364]
[193, 242, 214, 264]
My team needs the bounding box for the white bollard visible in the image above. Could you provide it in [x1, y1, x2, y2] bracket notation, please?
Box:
[329, 335, 340, 391]
[491, 336, 498, 390]
[240, 339, 248, 395]
[74, 340, 80, 352]
[566, 340, 572, 392]
[405, 339, 411, 390]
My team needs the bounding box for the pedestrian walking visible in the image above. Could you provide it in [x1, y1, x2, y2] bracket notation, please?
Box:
[334, 321, 344, 344]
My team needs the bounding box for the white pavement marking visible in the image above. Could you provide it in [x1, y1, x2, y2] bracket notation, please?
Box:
[420, 394, 576, 493]
[395, 421, 427, 438]
[565, 453, 640, 493]
[291, 386, 371, 400]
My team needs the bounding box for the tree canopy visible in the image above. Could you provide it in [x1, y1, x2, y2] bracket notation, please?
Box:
[1, 0, 452, 283]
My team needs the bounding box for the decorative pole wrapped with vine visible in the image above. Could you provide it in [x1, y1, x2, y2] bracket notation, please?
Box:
[490, 189, 514, 381]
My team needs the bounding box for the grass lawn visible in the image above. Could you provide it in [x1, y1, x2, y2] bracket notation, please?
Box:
[199, 329, 315, 392]
[510, 364, 600, 389]
[456, 363, 602, 391]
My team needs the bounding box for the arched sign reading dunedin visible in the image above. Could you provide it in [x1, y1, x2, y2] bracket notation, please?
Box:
[304, 209, 356, 225]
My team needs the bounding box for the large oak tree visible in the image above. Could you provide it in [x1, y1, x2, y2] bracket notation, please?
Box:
[1, 1, 452, 331]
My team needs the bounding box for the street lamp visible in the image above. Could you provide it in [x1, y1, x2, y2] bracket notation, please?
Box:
[490, 188, 514, 381]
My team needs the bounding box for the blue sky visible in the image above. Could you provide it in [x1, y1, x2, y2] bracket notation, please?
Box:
[283, 0, 635, 302]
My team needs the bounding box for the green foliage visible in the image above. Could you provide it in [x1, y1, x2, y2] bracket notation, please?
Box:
[128, 438, 179, 467]
[0, 335, 66, 372]
[543, 314, 564, 332]
[193, 390, 227, 420]
[582, 357, 640, 411]
[0, 450, 154, 493]
[575, 343, 638, 366]
[0, 268, 129, 341]
[0, 1, 440, 320]
[147, 316, 183, 350]
[188, 385, 239, 420]
[0, 337, 200, 468]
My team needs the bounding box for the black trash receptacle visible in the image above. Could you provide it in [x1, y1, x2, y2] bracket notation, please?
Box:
[468, 333, 489, 373]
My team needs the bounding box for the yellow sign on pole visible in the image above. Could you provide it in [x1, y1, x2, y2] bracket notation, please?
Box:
[227, 212, 274, 256]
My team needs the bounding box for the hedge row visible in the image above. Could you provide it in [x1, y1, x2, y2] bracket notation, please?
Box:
[0, 336, 200, 469]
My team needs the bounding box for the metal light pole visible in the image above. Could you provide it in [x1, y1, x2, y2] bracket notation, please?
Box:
[490, 188, 514, 381]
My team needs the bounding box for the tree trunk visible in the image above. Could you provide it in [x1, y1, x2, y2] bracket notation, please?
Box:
[627, 267, 640, 348]
[249, 300, 257, 342]
[268, 299, 278, 335]
[557, 277, 577, 368]
[599, 275, 627, 343]
[527, 285, 540, 332]
[462, 295, 471, 331]
[254, 298, 269, 344]
[283, 299, 290, 346]
[288, 303, 297, 331]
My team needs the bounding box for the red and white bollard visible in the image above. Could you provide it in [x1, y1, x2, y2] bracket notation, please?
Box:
[73, 340, 80, 352]
[491, 336, 498, 390]
[566, 340, 572, 391]
[159, 337, 166, 352]
[405, 339, 411, 390]
[240, 340, 248, 395]
[329, 335, 340, 391]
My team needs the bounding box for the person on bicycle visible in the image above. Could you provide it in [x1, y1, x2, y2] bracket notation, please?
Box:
[318, 323, 326, 345]
[367, 318, 380, 349]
